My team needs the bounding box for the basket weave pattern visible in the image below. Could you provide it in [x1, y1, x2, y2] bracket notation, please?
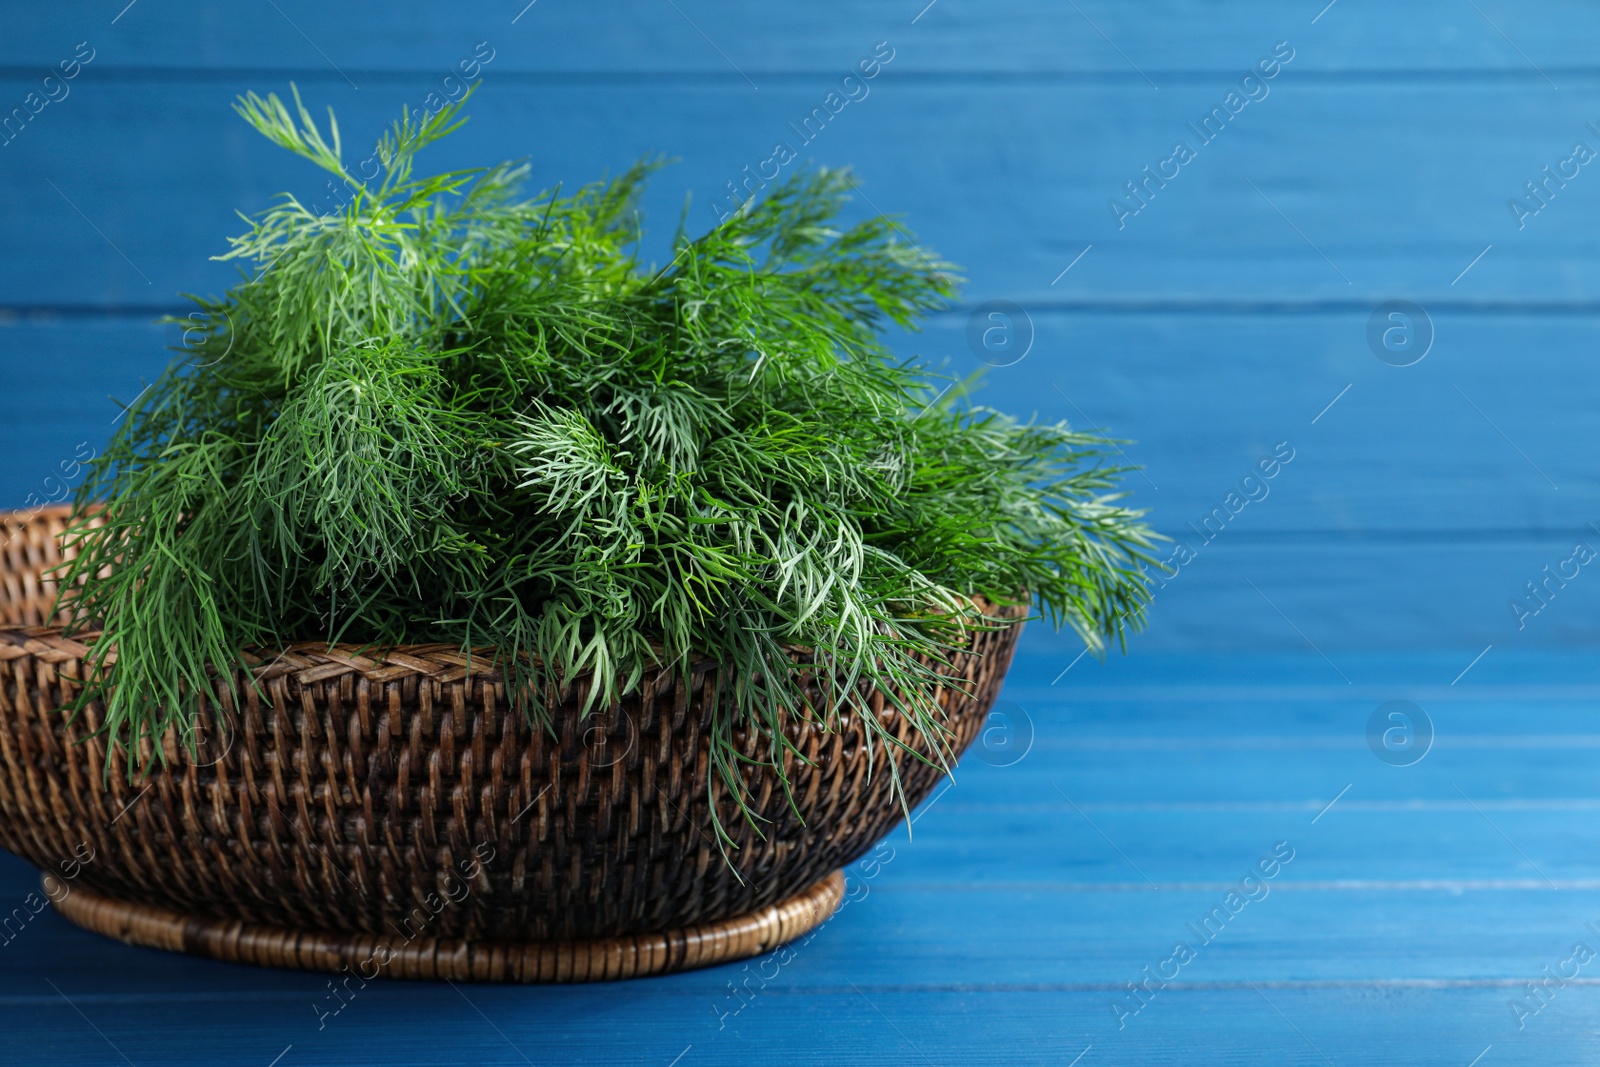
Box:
[0, 507, 1022, 977]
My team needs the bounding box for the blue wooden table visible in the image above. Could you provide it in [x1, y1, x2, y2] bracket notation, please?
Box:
[6, 647, 1600, 1065]
[5, 0, 1600, 1061]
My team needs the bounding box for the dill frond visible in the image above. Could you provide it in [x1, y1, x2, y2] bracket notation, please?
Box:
[57, 86, 1160, 857]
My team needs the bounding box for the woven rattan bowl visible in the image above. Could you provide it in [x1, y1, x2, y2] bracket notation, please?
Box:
[0, 505, 1022, 981]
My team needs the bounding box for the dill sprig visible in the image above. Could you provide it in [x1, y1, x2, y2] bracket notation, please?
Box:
[58, 86, 1158, 860]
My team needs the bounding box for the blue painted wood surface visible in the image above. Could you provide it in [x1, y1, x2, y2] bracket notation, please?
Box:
[1, 0, 1595, 649]
[4, 2, 1600, 1062]
[5, 652, 1600, 1064]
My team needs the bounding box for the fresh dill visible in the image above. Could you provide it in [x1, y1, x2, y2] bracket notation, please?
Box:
[58, 86, 1159, 857]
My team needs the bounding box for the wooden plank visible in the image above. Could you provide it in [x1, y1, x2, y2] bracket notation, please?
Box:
[1004, 660, 1600, 695]
[888, 802, 1600, 881]
[924, 308, 1600, 536]
[12, 985, 1588, 1067]
[935, 746, 1600, 808]
[1, 0, 1597, 75]
[3, 309, 1598, 537]
[0, 317, 168, 510]
[4, 79, 1600, 305]
[1008, 537, 1600, 652]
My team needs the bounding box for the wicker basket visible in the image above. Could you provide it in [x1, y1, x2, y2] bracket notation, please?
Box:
[0, 505, 1022, 981]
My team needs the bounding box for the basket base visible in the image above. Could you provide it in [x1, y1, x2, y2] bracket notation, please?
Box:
[50, 870, 846, 983]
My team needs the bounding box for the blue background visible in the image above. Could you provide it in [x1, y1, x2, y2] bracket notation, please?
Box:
[5, 0, 1600, 661]
[5, 2, 1600, 1065]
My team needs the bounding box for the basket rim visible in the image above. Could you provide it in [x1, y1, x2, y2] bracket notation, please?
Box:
[1, 506, 1029, 689]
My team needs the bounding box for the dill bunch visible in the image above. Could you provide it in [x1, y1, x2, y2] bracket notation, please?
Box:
[59, 87, 1158, 853]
